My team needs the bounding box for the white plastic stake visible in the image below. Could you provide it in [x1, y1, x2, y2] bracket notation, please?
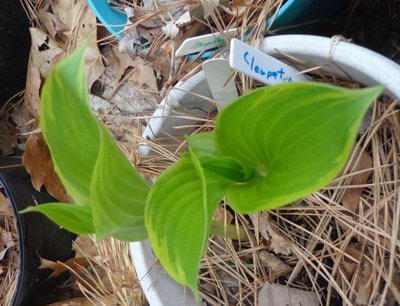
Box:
[175, 28, 236, 57]
[229, 38, 308, 84]
[202, 58, 239, 110]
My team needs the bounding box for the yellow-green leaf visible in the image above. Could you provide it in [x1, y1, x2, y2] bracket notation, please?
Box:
[215, 82, 382, 213]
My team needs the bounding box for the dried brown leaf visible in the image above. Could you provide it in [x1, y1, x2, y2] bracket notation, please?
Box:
[39, 256, 91, 278]
[43, 0, 105, 88]
[148, 45, 171, 78]
[129, 57, 158, 93]
[24, 66, 42, 115]
[252, 212, 292, 255]
[49, 0, 75, 28]
[72, 235, 99, 258]
[29, 27, 65, 79]
[0, 192, 12, 216]
[22, 134, 71, 203]
[37, 10, 69, 41]
[61, 1, 104, 88]
[213, 206, 233, 224]
[113, 46, 136, 84]
[99, 46, 157, 113]
[258, 250, 290, 274]
[0, 232, 17, 261]
[354, 259, 373, 305]
[342, 246, 374, 305]
[258, 283, 320, 306]
[341, 149, 373, 213]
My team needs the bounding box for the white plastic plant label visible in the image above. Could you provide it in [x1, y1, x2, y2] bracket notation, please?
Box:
[229, 38, 308, 84]
[202, 58, 239, 110]
[175, 28, 237, 57]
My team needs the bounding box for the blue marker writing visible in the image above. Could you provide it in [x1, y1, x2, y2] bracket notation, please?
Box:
[243, 51, 291, 82]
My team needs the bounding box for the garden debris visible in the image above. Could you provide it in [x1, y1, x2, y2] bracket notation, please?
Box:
[0, 189, 19, 306]
[0, 120, 18, 156]
[213, 206, 233, 224]
[47, 0, 105, 87]
[162, 21, 180, 39]
[47, 297, 94, 306]
[25, 0, 104, 116]
[95, 45, 157, 115]
[10, 103, 35, 140]
[29, 27, 64, 79]
[72, 234, 99, 257]
[39, 256, 91, 278]
[45, 235, 145, 306]
[0, 192, 12, 216]
[0, 232, 17, 261]
[258, 283, 320, 306]
[24, 26, 64, 115]
[37, 9, 69, 41]
[258, 250, 290, 274]
[334, 245, 375, 305]
[22, 134, 71, 203]
[216, 269, 240, 304]
[24, 66, 42, 116]
[340, 149, 373, 213]
[251, 212, 292, 255]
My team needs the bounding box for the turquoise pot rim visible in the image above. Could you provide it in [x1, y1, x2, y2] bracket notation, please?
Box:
[86, 0, 127, 39]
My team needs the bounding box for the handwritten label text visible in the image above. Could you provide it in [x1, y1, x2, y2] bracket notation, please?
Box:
[243, 51, 293, 82]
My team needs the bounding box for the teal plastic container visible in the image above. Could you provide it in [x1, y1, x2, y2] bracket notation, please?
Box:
[86, 0, 127, 39]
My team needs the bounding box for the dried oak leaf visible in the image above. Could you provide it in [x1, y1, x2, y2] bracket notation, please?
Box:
[50, 0, 105, 88]
[29, 27, 65, 79]
[25, 27, 64, 115]
[341, 149, 372, 213]
[37, 9, 69, 41]
[22, 134, 71, 203]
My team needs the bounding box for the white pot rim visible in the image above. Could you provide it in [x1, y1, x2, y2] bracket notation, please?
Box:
[130, 34, 400, 306]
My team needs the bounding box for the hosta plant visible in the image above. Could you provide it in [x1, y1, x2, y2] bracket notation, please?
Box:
[21, 46, 382, 297]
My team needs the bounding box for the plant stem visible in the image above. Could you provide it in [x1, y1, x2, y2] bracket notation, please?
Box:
[210, 220, 249, 241]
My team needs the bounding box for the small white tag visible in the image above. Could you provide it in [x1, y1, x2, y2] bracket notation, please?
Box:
[175, 28, 236, 57]
[229, 39, 308, 84]
[202, 59, 239, 110]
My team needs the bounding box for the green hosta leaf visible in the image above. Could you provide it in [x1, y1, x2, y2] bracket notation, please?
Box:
[91, 127, 149, 241]
[215, 82, 383, 213]
[40, 46, 100, 205]
[201, 157, 249, 183]
[186, 132, 217, 159]
[187, 133, 254, 183]
[20, 203, 94, 234]
[36, 46, 150, 240]
[145, 158, 225, 295]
